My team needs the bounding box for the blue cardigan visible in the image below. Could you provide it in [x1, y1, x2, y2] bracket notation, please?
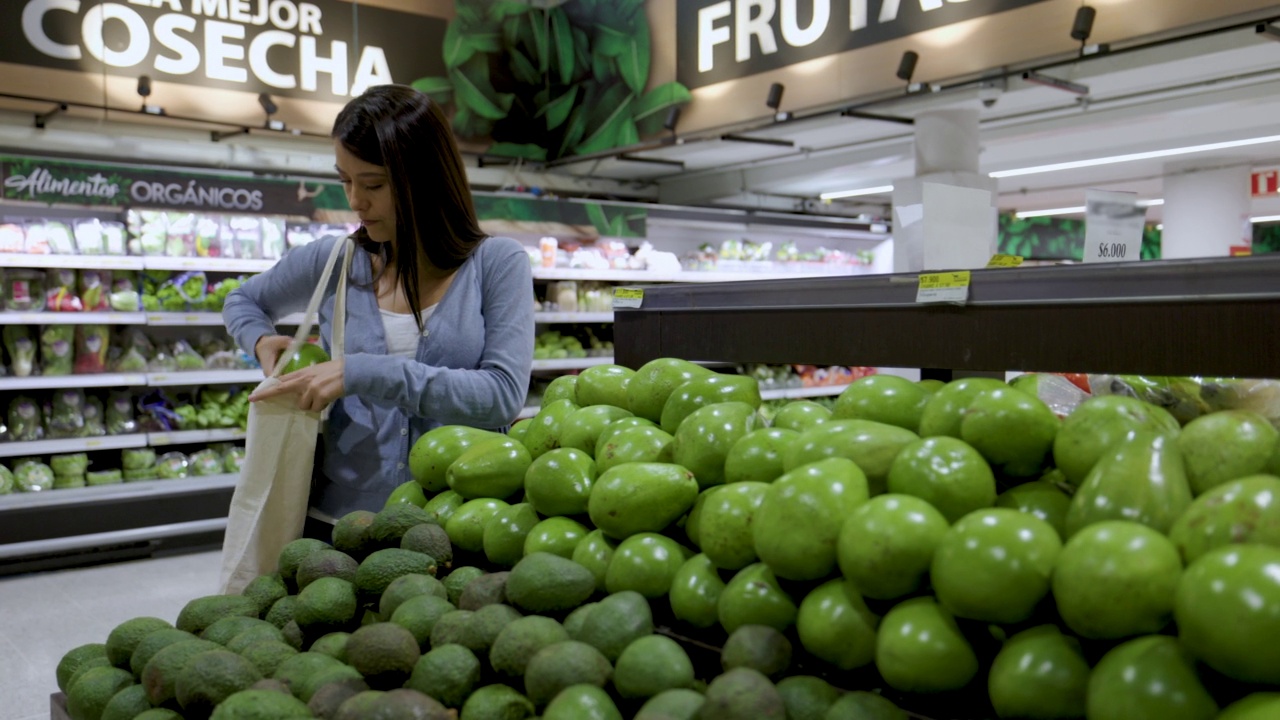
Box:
[223, 235, 534, 516]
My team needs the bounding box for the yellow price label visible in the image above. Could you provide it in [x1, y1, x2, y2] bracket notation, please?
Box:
[612, 287, 644, 309]
[986, 254, 1024, 268]
[917, 271, 971, 303]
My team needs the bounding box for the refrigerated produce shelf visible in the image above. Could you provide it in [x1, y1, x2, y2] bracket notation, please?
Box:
[534, 312, 614, 323]
[531, 356, 616, 371]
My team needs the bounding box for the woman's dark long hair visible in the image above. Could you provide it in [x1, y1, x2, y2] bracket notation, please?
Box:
[332, 85, 485, 329]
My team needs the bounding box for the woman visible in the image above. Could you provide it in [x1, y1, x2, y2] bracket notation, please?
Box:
[224, 84, 534, 531]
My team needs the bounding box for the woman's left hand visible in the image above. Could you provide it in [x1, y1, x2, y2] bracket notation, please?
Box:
[250, 359, 346, 412]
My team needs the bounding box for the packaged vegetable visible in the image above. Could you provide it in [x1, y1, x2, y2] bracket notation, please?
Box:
[21, 221, 51, 254]
[87, 470, 123, 486]
[7, 396, 44, 441]
[106, 392, 139, 436]
[73, 219, 106, 255]
[122, 447, 156, 471]
[166, 213, 196, 257]
[78, 270, 112, 311]
[262, 217, 286, 259]
[40, 325, 75, 376]
[173, 339, 206, 371]
[53, 474, 86, 489]
[111, 344, 147, 373]
[5, 270, 46, 311]
[74, 325, 110, 374]
[230, 216, 263, 258]
[15, 462, 54, 492]
[48, 389, 86, 438]
[109, 274, 139, 312]
[0, 223, 25, 253]
[123, 467, 157, 482]
[137, 391, 182, 432]
[156, 452, 188, 479]
[50, 453, 89, 475]
[130, 210, 168, 256]
[103, 221, 127, 256]
[5, 325, 37, 377]
[223, 446, 245, 473]
[196, 216, 221, 258]
[83, 397, 106, 437]
[202, 277, 244, 312]
[45, 269, 83, 312]
[146, 348, 177, 373]
[189, 449, 223, 476]
[43, 221, 76, 254]
[0, 465, 13, 494]
[11, 456, 40, 469]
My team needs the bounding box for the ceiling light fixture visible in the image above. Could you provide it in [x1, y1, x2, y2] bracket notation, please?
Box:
[1022, 71, 1090, 96]
[1137, 199, 1164, 207]
[820, 185, 895, 201]
[766, 83, 791, 122]
[1014, 206, 1086, 219]
[259, 93, 286, 131]
[990, 134, 1280, 178]
[137, 74, 164, 116]
[1257, 22, 1280, 42]
[1251, 215, 1280, 223]
[1071, 6, 1096, 43]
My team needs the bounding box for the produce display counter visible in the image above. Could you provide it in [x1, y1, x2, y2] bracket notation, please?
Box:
[612, 255, 1280, 379]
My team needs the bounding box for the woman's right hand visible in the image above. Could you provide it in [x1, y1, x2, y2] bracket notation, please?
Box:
[255, 335, 294, 375]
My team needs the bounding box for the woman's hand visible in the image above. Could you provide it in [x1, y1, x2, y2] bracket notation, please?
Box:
[250, 359, 346, 412]
[255, 334, 294, 376]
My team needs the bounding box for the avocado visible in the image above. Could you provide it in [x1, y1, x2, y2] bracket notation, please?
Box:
[484, 504, 541, 567]
[523, 399, 582, 460]
[308, 632, 350, 662]
[424, 490, 466, 525]
[264, 595, 298, 629]
[331, 690, 385, 720]
[176, 595, 260, 635]
[430, 610, 475, 649]
[128, 630, 197, 678]
[563, 603, 598, 640]
[294, 663, 365, 703]
[595, 427, 676, 475]
[379, 573, 448, 617]
[410, 425, 502, 493]
[721, 625, 791, 678]
[614, 635, 695, 698]
[461, 604, 524, 655]
[174, 650, 263, 713]
[460, 684, 536, 720]
[717, 564, 797, 634]
[543, 684, 623, 719]
[241, 575, 289, 617]
[753, 458, 870, 581]
[105, 617, 171, 667]
[277, 538, 330, 586]
[140, 639, 223, 706]
[458, 572, 510, 611]
[523, 517, 590, 559]
[575, 591, 654, 662]
[699, 667, 785, 720]
[544, 375, 580, 405]
[66, 666, 134, 720]
[57, 643, 108, 693]
[307, 678, 371, 719]
[588, 463, 699, 539]
[448, 436, 533, 500]
[391, 594, 457, 651]
[369, 504, 436, 547]
[99, 683, 150, 720]
[571, 530, 617, 593]
[490, 616, 571, 677]
[776, 676, 841, 720]
[443, 566, 486, 605]
[405, 643, 482, 707]
[346, 622, 422, 688]
[824, 692, 907, 720]
[208, 688, 312, 719]
[331, 510, 378, 559]
[627, 358, 714, 424]
[723, 428, 798, 485]
[201, 616, 271, 647]
[784, 419, 916, 496]
[669, 554, 726, 630]
[558, 407, 634, 456]
[524, 641, 613, 707]
[604, 533, 690, 598]
[660, 374, 761, 434]
[294, 577, 358, 635]
[280, 620, 304, 650]
[671, 402, 760, 489]
[226, 625, 285, 654]
[636, 688, 705, 720]
[368, 689, 452, 720]
[270, 651, 341, 691]
[295, 549, 359, 590]
[236, 640, 297, 677]
[132, 710, 183, 720]
[505, 553, 596, 613]
[575, 364, 636, 409]
[447, 499, 512, 553]
[402, 523, 454, 567]
[355, 548, 438, 599]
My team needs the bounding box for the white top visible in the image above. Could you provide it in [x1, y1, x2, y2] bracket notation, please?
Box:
[379, 304, 437, 358]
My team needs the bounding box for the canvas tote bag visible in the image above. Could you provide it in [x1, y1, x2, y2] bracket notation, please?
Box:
[219, 236, 352, 593]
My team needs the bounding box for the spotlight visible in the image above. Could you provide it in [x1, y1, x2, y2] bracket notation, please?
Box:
[1023, 71, 1090, 96]
[766, 83, 784, 110]
[1071, 6, 1095, 42]
[896, 51, 918, 83]
[1258, 22, 1280, 42]
[137, 74, 165, 115]
[663, 106, 680, 133]
[259, 93, 286, 131]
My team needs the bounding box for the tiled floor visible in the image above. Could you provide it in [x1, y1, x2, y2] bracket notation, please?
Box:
[0, 550, 222, 720]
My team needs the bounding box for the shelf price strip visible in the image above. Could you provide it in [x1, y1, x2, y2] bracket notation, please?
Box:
[916, 271, 971, 304]
[611, 287, 644, 309]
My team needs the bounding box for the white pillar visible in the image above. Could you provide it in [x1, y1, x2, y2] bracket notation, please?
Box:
[1162, 160, 1252, 259]
[893, 108, 999, 272]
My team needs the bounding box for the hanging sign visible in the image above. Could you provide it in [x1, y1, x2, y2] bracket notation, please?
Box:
[1252, 169, 1279, 198]
[1082, 189, 1145, 263]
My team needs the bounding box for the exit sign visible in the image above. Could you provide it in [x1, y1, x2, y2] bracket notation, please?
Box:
[1253, 169, 1279, 197]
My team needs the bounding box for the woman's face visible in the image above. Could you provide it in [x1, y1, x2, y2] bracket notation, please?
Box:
[335, 140, 395, 243]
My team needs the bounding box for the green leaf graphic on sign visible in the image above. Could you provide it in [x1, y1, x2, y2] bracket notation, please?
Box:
[633, 82, 692, 136]
[594, 26, 628, 58]
[487, 143, 548, 161]
[550, 8, 575, 85]
[443, 22, 476, 68]
[616, 119, 640, 147]
[585, 203, 609, 234]
[412, 76, 453, 103]
[618, 20, 650, 94]
[508, 48, 540, 85]
[488, 0, 532, 21]
[576, 93, 636, 155]
[538, 86, 579, 131]
[558, 106, 590, 158]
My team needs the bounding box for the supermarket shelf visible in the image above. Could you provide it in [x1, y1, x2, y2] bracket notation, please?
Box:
[0, 254, 144, 270]
[146, 369, 263, 386]
[0, 434, 148, 458]
[0, 473, 238, 513]
[516, 406, 539, 420]
[613, 256, 1280, 379]
[0, 518, 227, 562]
[531, 356, 615, 371]
[148, 429, 246, 446]
[534, 312, 614, 323]
[759, 384, 850, 401]
[532, 268, 859, 283]
[142, 257, 276, 273]
[145, 312, 225, 326]
[0, 311, 146, 325]
[0, 373, 147, 390]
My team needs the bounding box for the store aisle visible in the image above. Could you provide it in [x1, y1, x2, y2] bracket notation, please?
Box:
[0, 551, 221, 720]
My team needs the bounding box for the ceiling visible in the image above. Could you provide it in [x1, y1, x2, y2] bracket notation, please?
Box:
[545, 12, 1280, 222]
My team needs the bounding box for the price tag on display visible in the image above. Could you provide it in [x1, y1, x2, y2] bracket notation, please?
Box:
[986, 254, 1024, 268]
[916, 271, 971, 304]
[611, 287, 644, 309]
[1083, 189, 1144, 263]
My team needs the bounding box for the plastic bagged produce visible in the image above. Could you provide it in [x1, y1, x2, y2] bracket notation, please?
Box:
[43, 221, 76, 254]
[45, 269, 83, 312]
[83, 397, 106, 437]
[74, 325, 110, 374]
[189, 448, 224, 476]
[73, 219, 106, 255]
[87, 470, 123, 486]
[156, 452, 188, 479]
[15, 462, 54, 492]
[5, 270, 46, 311]
[5, 325, 38, 377]
[49, 453, 89, 475]
[47, 389, 87, 438]
[0, 465, 13, 494]
[0, 223, 25, 252]
[122, 447, 156, 471]
[172, 339, 206, 371]
[78, 270, 112, 311]
[1086, 375, 1280, 427]
[123, 467, 156, 482]
[106, 392, 139, 435]
[53, 474, 86, 489]
[223, 445, 245, 474]
[136, 391, 183, 431]
[195, 215, 221, 257]
[7, 396, 44, 441]
[166, 212, 197, 257]
[228, 216, 263, 258]
[40, 325, 75, 376]
[202, 277, 244, 312]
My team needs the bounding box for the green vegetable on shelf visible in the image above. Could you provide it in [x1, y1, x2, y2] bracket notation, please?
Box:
[223, 446, 245, 474]
[8, 397, 44, 442]
[15, 462, 54, 492]
[123, 468, 157, 482]
[40, 325, 75, 376]
[53, 474, 86, 489]
[0, 466, 14, 494]
[87, 470, 123, 486]
[122, 448, 156, 471]
[189, 449, 223, 476]
[50, 453, 89, 476]
[4, 326, 37, 377]
[156, 452, 188, 480]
